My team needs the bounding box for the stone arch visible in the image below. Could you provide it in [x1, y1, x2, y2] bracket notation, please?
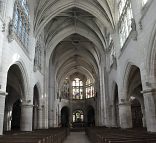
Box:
[130, 98, 143, 128]
[72, 109, 84, 128]
[7, 61, 29, 99]
[86, 105, 95, 127]
[123, 63, 145, 129]
[123, 62, 141, 93]
[54, 48, 99, 79]
[61, 106, 69, 127]
[33, 82, 41, 102]
[46, 26, 104, 64]
[3, 62, 29, 132]
[146, 22, 156, 77]
[112, 82, 119, 127]
[32, 84, 40, 130]
[34, 1, 114, 36]
[58, 67, 94, 90]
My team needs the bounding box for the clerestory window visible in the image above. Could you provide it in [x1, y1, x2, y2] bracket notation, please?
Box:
[61, 78, 70, 99]
[72, 78, 83, 99]
[13, 0, 30, 48]
[0, 0, 6, 19]
[118, 0, 133, 47]
[86, 79, 95, 99]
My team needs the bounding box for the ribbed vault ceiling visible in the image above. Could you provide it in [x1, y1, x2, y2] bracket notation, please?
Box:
[34, 0, 116, 85]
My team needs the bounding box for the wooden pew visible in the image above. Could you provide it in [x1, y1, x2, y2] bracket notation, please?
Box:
[86, 127, 156, 143]
[0, 127, 68, 143]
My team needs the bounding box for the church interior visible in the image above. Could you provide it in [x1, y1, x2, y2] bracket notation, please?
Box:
[0, 0, 156, 142]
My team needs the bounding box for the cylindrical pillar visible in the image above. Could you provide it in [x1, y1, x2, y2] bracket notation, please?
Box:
[38, 107, 43, 129]
[142, 88, 156, 132]
[0, 91, 7, 135]
[119, 101, 132, 129]
[21, 103, 33, 131]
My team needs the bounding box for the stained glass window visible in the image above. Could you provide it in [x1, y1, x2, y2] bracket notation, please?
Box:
[86, 79, 95, 99]
[34, 40, 42, 71]
[73, 110, 84, 122]
[13, 0, 30, 48]
[72, 78, 83, 99]
[61, 78, 70, 99]
[0, 0, 5, 18]
[118, 0, 133, 47]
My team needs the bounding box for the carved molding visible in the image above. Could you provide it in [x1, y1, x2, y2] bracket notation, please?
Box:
[131, 18, 137, 41]
[7, 20, 14, 42]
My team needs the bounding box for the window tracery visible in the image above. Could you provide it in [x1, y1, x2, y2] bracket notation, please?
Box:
[0, 0, 6, 19]
[34, 40, 42, 71]
[9, 0, 30, 48]
[72, 78, 83, 99]
[118, 0, 133, 47]
[61, 78, 70, 99]
[73, 110, 84, 122]
[0, 1, 3, 18]
[110, 45, 116, 67]
[86, 79, 95, 99]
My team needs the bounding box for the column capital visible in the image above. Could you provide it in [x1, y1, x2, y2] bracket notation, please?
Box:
[0, 91, 8, 97]
[141, 88, 156, 94]
[119, 101, 131, 106]
[38, 106, 43, 110]
[21, 103, 33, 107]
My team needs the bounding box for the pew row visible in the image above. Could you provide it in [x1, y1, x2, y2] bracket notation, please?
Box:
[0, 128, 69, 143]
[86, 127, 156, 143]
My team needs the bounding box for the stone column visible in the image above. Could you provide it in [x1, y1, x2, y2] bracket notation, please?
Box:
[0, 91, 7, 135]
[119, 101, 132, 129]
[98, 66, 105, 126]
[3, 106, 12, 131]
[142, 88, 156, 132]
[111, 104, 117, 127]
[141, 105, 146, 128]
[48, 85, 55, 127]
[33, 105, 38, 130]
[38, 107, 43, 129]
[42, 104, 48, 129]
[21, 103, 33, 131]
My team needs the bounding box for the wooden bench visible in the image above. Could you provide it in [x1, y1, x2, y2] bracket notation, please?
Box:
[86, 127, 156, 143]
[0, 128, 68, 143]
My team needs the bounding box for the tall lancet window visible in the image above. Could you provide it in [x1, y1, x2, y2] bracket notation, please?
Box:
[61, 78, 70, 99]
[12, 0, 30, 48]
[118, 0, 133, 47]
[0, 0, 6, 18]
[86, 79, 95, 99]
[72, 78, 83, 99]
[34, 40, 42, 71]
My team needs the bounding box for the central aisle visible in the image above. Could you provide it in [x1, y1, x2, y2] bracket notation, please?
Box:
[63, 132, 91, 143]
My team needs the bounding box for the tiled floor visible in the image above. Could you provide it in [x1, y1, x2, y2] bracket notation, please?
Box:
[63, 132, 90, 143]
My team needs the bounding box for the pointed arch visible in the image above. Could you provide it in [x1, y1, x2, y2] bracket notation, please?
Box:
[7, 61, 29, 99]
[146, 22, 156, 77]
[34, 1, 115, 36]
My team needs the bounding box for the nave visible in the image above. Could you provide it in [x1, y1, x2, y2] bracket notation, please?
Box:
[0, 127, 156, 143]
[63, 132, 90, 143]
[1, 0, 156, 139]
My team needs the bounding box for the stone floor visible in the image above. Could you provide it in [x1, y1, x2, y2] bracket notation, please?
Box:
[63, 132, 90, 143]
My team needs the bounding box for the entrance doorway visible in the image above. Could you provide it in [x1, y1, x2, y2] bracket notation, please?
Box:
[3, 64, 25, 132]
[131, 98, 143, 128]
[61, 107, 69, 127]
[87, 106, 95, 127]
[11, 99, 21, 130]
[72, 110, 84, 128]
[33, 85, 39, 130]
